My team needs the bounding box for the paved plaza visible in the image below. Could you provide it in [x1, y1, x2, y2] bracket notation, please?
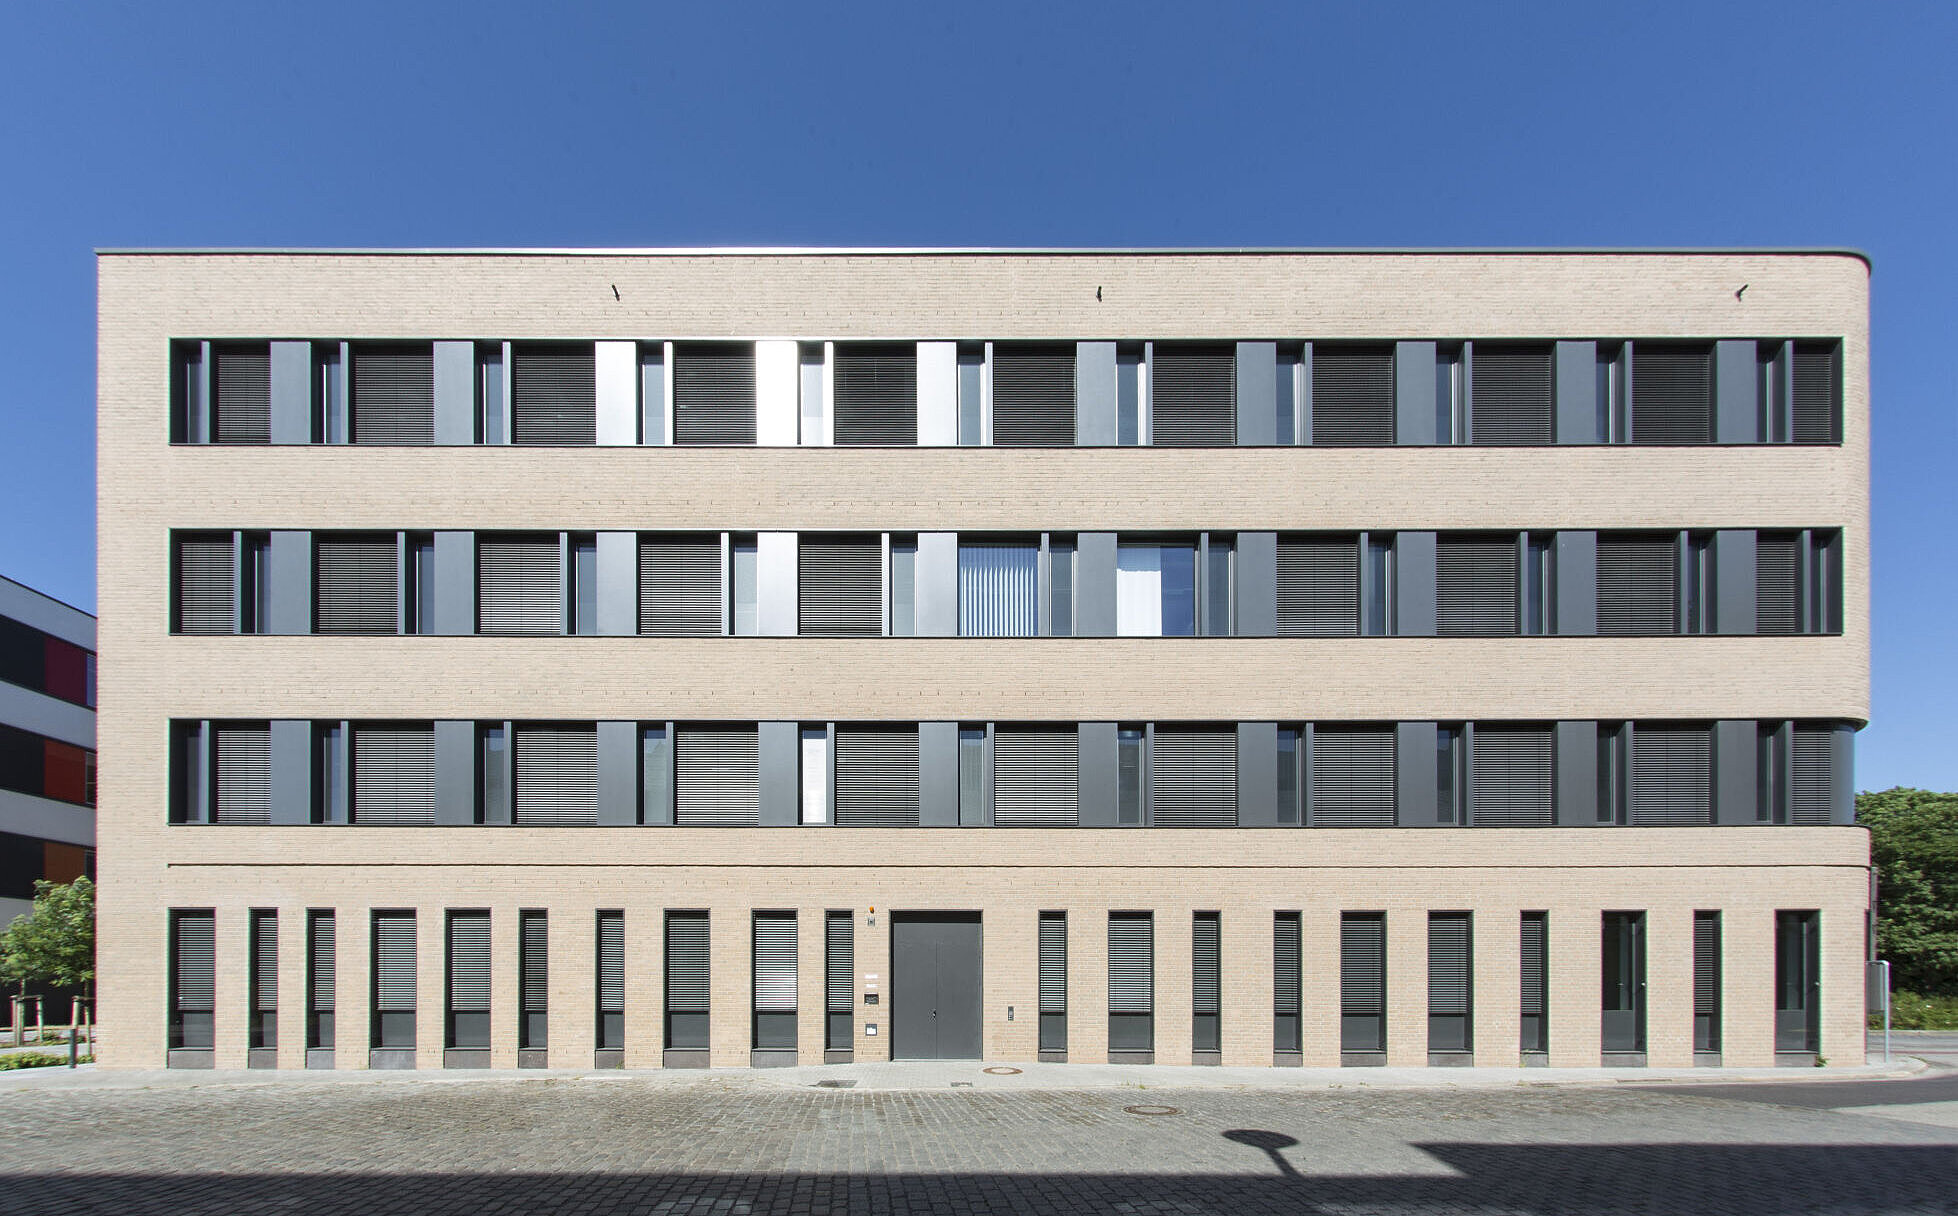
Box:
[3, 1061, 1956, 1215]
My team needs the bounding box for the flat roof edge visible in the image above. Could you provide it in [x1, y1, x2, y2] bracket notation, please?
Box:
[92, 245, 1874, 268]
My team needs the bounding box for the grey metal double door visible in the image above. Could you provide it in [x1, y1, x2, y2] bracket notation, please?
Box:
[891, 913, 983, 1059]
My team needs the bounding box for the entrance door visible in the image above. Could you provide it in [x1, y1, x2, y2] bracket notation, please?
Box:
[1601, 911, 1646, 1054]
[891, 913, 983, 1059]
[1776, 911, 1821, 1054]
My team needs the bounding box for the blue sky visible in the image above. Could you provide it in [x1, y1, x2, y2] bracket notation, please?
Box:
[1, 2, 1950, 789]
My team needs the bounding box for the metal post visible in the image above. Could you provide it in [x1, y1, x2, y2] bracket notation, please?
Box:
[68, 1000, 78, 1069]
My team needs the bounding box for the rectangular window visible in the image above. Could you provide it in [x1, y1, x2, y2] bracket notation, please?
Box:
[1694, 911, 1721, 1055]
[1597, 722, 1629, 825]
[1312, 345, 1394, 445]
[0, 614, 95, 707]
[307, 910, 335, 1052]
[752, 912, 798, 1056]
[349, 343, 435, 445]
[1792, 724, 1836, 825]
[957, 726, 987, 825]
[1758, 723, 1789, 824]
[1631, 724, 1713, 825]
[513, 724, 599, 826]
[351, 723, 436, 826]
[597, 910, 625, 1052]
[1151, 344, 1234, 446]
[959, 541, 1038, 637]
[1428, 912, 1473, 1054]
[1601, 911, 1646, 1054]
[1117, 346, 1145, 445]
[1469, 342, 1555, 445]
[1363, 535, 1395, 636]
[174, 532, 236, 635]
[316, 533, 401, 635]
[1522, 535, 1553, 636]
[1107, 912, 1154, 1057]
[1202, 536, 1233, 636]
[240, 533, 270, 635]
[1520, 911, 1548, 1055]
[642, 723, 672, 824]
[1597, 534, 1680, 636]
[1276, 727, 1302, 825]
[1276, 346, 1302, 445]
[889, 538, 917, 636]
[212, 342, 272, 444]
[1340, 912, 1386, 1055]
[478, 723, 508, 825]
[1310, 725, 1397, 827]
[992, 727, 1078, 827]
[673, 342, 757, 444]
[213, 722, 271, 826]
[1150, 727, 1237, 827]
[956, 346, 985, 446]
[1757, 530, 1842, 635]
[446, 911, 491, 1052]
[826, 911, 855, 1052]
[675, 726, 760, 826]
[370, 911, 416, 1051]
[519, 910, 547, 1052]
[1436, 534, 1519, 636]
[1435, 344, 1465, 443]
[1631, 341, 1714, 444]
[832, 343, 916, 445]
[248, 909, 277, 1054]
[798, 535, 883, 636]
[0, 723, 96, 808]
[569, 534, 598, 636]
[1116, 726, 1145, 826]
[991, 344, 1075, 446]
[1116, 542, 1196, 636]
[1436, 726, 1464, 824]
[1682, 533, 1713, 635]
[405, 534, 435, 635]
[169, 909, 216, 1052]
[477, 342, 506, 444]
[1791, 341, 1842, 444]
[1039, 911, 1067, 1054]
[832, 725, 921, 828]
[799, 343, 827, 445]
[172, 340, 206, 443]
[1775, 910, 1820, 1054]
[640, 342, 667, 445]
[665, 911, 710, 1051]
[477, 534, 563, 636]
[1274, 911, 1302, 1054]
[1048, 539, 1075, 637]
[510, 342, 597, 445]
[730, 537, 759, 635]
[1277, 535, 1360, 637]
[801, 726, 830, 825]
[1471, 724, 1555, 828]
[1597, 343, 1629, 443]
[1192, 911, 1221, 1055]
[640, 534, 725, 636]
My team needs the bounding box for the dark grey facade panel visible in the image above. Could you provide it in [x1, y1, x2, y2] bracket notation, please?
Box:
[1074, 533, 1118, 637]
[1234, 341, 1277, 446]
[1076, 723, 1118, 827]
[1233, 532, 1277, 637]
[1074, 341, 1118, 447]
[433, 720, 476, 826]
[752, 721, 800, 827]
[267, 530, 314, 636]
[269, 720, 312, 826]
[1394, 532, 1437, 637]
[1554, 721, 1599, 825]
[1713, 720, 1759, 825]
[917, 722, 960, 827]
[1715, 340, 1760, 444]
[1713, 530, 1757, 636]
[1553, 531, 1597, 636]
[432, 341, 476, 445]
[1236, 722, 1278, 827]
[269, 341, 313, 445]
[1829, 725, 1856, 824]
[1394, 341, 1437, 446]
[596, 721, 639, 826]
[1395, 722, 1440, 826]
[433, 531, 477, 636]
[1554, 341, 1599, 444]
[1151, 344, 1236, 446]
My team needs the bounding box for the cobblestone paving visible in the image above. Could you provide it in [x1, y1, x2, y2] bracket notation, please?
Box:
[3, 1075, 1955, 1214]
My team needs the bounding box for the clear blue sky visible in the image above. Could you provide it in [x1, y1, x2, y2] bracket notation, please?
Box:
[1, 2, 1949, 790]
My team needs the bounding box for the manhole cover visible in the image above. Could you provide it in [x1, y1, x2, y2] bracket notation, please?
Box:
[1123, 1104, 1180, 1116]
[812, 1079, 857, 1089]
[983, 1066, 1022, 1075]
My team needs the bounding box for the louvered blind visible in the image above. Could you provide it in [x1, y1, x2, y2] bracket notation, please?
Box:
[1151, 345, 1236, 446]
[1039, 913, 1067, 1014]
[214, 724, 271, 825]
[826, 912, 854, 1013]
[1311, 345, 1395, 445]
[798, 537, 883, 636]
[675, 727, 760, 825]
[309, 913, 335, 1014]
[1468, 343, 1554, 444]
[251, 911, 278, 1012]
[478, 536, 562, 635]
[1428, 914, 1471, 1018]
[373, 913, 416, 1012]
[1756, 533, 1801, 635]
[520, 912, 548, 1014]
[665, 914, 709, 1013]
[173, 911, 216, 1012]
[448, 913, 490, 1014]
[352, 725, 436, 825]
[598, 912, 625, 1014]
[1470, 725, 1554, 828]
[176, 534, 235, 634]
[1631, 342, 1713, 444]
[1519, 913, 1546, 1019]
[514, 725, 599, 826]
[1310, 726, 1397, 827]
[1274, 913, 1302, 1015]
[1631, 725, 1713, 825]
[752, 914, 798, 1012]
[991, 344, 1076, 446]
[673, 342, 756, 444]
[1693, 913, 1720, 1018]
[1192, 913, 1221, 1015]
[1341, 914, 1386, 1016]
[639, 536, 723, 636]
[1791, 727, 1834, 825]
[833, 726, 920, 827]
[1437, 535, 1520, 636]
[1108, 914, 1153, 1014]
[315, 535, 399, 635]
[351, 344, 435, 445]
[1792, 342, 1839, 444]
[993, 728, 1079, 827]
[1151, 729, 1238, 827]
[1597, 535, 1679, 636]
[958, 543, 1038, 637]
[510, 343, 596, 445]
[212, 343, 271, 444]
[1277, 537, 1360, 636]
[833, 343, 918, 445]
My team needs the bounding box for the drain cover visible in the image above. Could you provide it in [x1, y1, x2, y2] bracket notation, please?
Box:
[951, 1081, 974, 1088]
[1123, 1104, 1180, 1116]
[813, 1079, 857, 1089]
[982, 1066, 1023, 1075]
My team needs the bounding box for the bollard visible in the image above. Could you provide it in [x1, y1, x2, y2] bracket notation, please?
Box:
[69, 999, 80, 1068]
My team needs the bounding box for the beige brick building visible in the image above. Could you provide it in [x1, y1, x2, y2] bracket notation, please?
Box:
[96, 248, 1870, 1072]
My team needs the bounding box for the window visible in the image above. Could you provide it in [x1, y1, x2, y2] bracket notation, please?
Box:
[800, 726, 830, 825]
[569, 535, 597, 636]
[0, 723, 96, 807]
[513, 724, 598, 826]
[991, 344, 1075, 446]
[476, 342, 506, 443]
[520, 911, 547, 1053]
[889, 538, 917, 636]
[370, 911, 417, 1052]
[730, 537, 759, 636]
[832, 343, 916, 445]
[957, 727, 987, 825]
[212, 342, 271, 444]
[1596, 534, 1679, 636]
[798, 535, 883, 636]
[1469, 343, 1554, 445]
[405, 535, 435, 635]
[1275, 346, 1303, 445]
[642, 724, 672, 824]
[1340, 912, 1386, 1054]
[1428, 913, 1473, 1055]
[1631, 724, 1713, 825]
[1117, 542, 1196, 636]
[752, 912, 798, 1057]
[169, 909, 216, 1053]
[477, 535, 562, 636]
[1694, 911, 1721, 1055]
[349, 343, 434, 445]
[213, 722, 271, 825]
[1039, 912, 1067, 1054]
[798, 344, 827, 445]
[1791, 724, 1836, 825]
[1682, 533, 1713, 635]
[826, 911, 855, 1053]
[477, 723, 508, 825]
[1048, 539, 1075, 636]
[1202, 536, 1233, 636]
[1363, 535, 1396, 636]
[307, 911, 335, 1052]
[1757, 530, 1841, 635]
[597, 910, 625, 1053]
[640, 343, 668, 445]
[0, 613, 95, 706]
[1277, 536, 1359, 637]
[675, 726, 760, 826]
[1274, 912, 1302, 1054]
[1521, 535, 1553, 636]
[173, 532, 237, 635]
[1775, 911, 1820, 1054]
[1116, 727, 1145, 826]
[664, 912, 710, 1052]
[1597, 342, 1629, 443]
[1276, 727, 1302, 825]
[1601, 912, 1646, 1054]
[1520, 912, 1548, 1056]
[1107, 912, 1154, 1057]
[1310, 726, 1396, 827]
[446, 911, 491, 1054]
[248, 910, 277, 1055]
[1631, 342, 1713, 444]
[832, 726, 920, 828]
[1192, 911, 1221, 1056]
[1436, 726, 1464, 824]
[1151, 345, 1234, 446]
[315, 534, 399, 635]
[956, 346, 985, 445]
[312, 723, 345, 824]
[1597, 723, 1629, 825]
[959, 541, 1038, 637]
[1312, 345, 1394, 445]
[1117, 346, 1146, 445]
[1470, 725, 1554, 827]
[1435, 344, 1466, 443]
[640, 534, 724, 636]
[350, 723, 436, 826]
[1436, 534, 1519, 636]
[993, 727, 1078, 827]
[1150, 728, 1237, 827]
[1791, 342, 1841, 444]
[510, 342, 596, 445]
[673, 343, 757, 444]
[241, 533, 270, 635]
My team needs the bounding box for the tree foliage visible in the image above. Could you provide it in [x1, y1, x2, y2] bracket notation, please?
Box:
[1861, 788, 1958, 995]
[0, 876, 94, 994]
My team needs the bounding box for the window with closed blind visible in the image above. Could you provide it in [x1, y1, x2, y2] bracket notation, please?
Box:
[349, 343, 434, 445]
[832, 343, 917, 445]
[639, 535, 724, 636]
[1631, 724, 1713, 825]
[1470, 343, 1554, 444]
[477, 535, 562, 636]
[1277, 536, 1360, 637]
[348, 724, 435, 826]
[1694, 911, 1721, 1055]
[315, 534, 399, 635]
[1039, 911, 1066, 1055]
[597, 911, 625, 1053]
[446, 911, 491, 1053]
[1791, 341, 1841, 444]
[513, 725, 599, 826]
[1108, 912, 1154, 1057]
[1312, 345, 1395, 445]
[249, 910, 277, 1055]
[833, 726, 920, 828]
[1756, 530, 1842, 635]
[826, 911, 854, 1054]
[799, 535, 883, 636]
[1340, 912, 1386, 1055]
[673, 342, 756, 444]
[1631, 342, 1713, 444]
[1151, 345, 1235, 446]
[370, 912, 416, 1051]
[510, 343, 596, 445]
[1151, 729, 1237, 827]
[675, 726, 760, 826]
[752, 912, 798, 1057]
[211, 723, 271, 825]
[1274, 912, 1302, 1055]
[520, 911, 547, 1054]
[307, 911, 335, 1054]
[1469, 725, 1554, 828]
[1520, 912, 1548, 1055]
[991, 344, 1075, 445]
[1791, 725, 1835, 825]
[665, 912, 709, 1052]
[1437, 535, 1519, 636]
[173, 533, 236, 635]
[211, 342, 271, 444]
[1310, 726, 1397, 827]
[169, 909, 216, 1053]
[993, 727, 1078, 827]
[1428, 912, 1473, 1055]
[1597, 534, 1679, 636]
[1192, 911, 1221, 1057]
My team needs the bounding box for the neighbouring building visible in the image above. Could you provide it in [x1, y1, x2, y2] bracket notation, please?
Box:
[0, 574, 96, 933]
[96, 247, 1868, 1072]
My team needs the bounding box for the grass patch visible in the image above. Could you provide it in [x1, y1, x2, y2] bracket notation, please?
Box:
[0, 1051, 92, 1070]
[1872, 991, 1958, 1030]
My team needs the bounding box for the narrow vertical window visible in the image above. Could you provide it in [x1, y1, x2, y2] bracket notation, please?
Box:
[596, 910, 625, 1062]
[639, 343, 667, 445]
[1276, 727, 1301, 825]
[956, 346, 985, 446]
[1275, 346, 1301, 445]
[1436, 726, 1464, 824]
[664, 912, 710, 1059]
[519, 910, 548, 1061]
[1107, 912, 1154, 1060]
[957, 726, 987, 826]
[1601, 911, 1646, 1056]
[1038, 911, 1067, 1058]
[642, 724, 672, 824]
[1758, 723, 1789, 824]
[1116, 346, 1145, 446]
[370, 911, 417, 1062]
[169, 909, 216, 1060]
[405, 534, 436, 635]
[1427, 912, 1473, 1058]
[478, 723, 508, 825]
[241, 532, 270, 635]
[1048, 540, 1075, 637]
[1597, 343, 1628, 443]
[799, 344, 827, 445]
[752, 912, 798, 1063]
[1435, 345, 1465, 443]
[445, 911, 491, 1063]
[1117, 727, 1145, 826]
[801, 726, 830, 825]
[1274, 911, 1302, 1056]
[1362, 535, 1395, 636]
[1340, 912, 1387, 1059]
[1682, 533, 1713, 635]
[1774, 910, 1821, 1056]
[315, 342, 345, 444]
[172, 340, 207, 443]
[1522, 534, 1553, 636]
[889, 538, 917, 637]
[570, 534, 598, 636]
[248, 909, 278, 1064]
[730, 537, 759, 636]
[1192, 911, 1221, 1060]
[477, 342, 506, 445]
[825, 911, 855, 1058]
[1519, 911, 1548, 1057]
[1596, 723, 1628, 825]
[306, 910, 335, 1065]
[1693, 911, 1721, 1059]
[1202, 536, 1234, 637]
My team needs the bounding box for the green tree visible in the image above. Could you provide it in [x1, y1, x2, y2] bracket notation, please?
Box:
[1860, 788, 1958, 995]
[0, 877, 95, 999]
